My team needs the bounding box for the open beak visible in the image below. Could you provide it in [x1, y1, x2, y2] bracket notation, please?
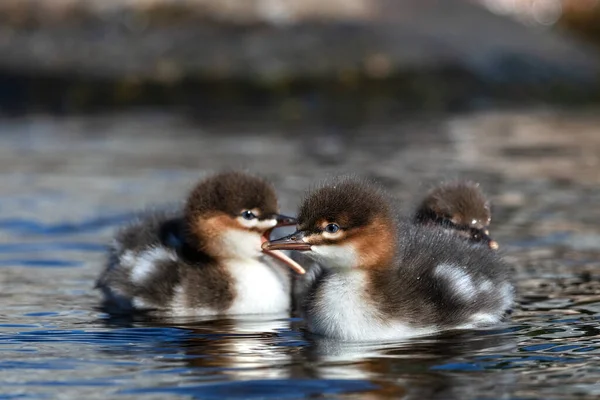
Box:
[260, 222, 306, 275]
[262, 231, 312, 252]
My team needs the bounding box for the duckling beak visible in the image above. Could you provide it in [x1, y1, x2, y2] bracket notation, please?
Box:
[260, 227, 306, 275]
[273, 214, 297, 227]
[262, 231, 312, 252]
[476, 228, 499, 250]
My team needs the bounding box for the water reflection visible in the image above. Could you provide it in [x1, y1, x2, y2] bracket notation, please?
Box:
[299, 329, 518, 399]
[102, 315, 297, 378]
[1, 109, 600, 398]
[96, 314, 526, 399]
[89, 308, 600, 398]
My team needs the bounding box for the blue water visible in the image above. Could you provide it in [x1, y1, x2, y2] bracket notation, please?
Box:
[3, 312, 600, 399]
[1, 111, 599, 399]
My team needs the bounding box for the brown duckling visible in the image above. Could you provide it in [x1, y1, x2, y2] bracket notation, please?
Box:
[96, 171, 305, 316]
[414, 181, 498, 250]
[264, 178, 513, 341]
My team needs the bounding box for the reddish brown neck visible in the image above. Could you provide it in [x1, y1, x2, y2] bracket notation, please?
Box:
[350, 217, 396, 271]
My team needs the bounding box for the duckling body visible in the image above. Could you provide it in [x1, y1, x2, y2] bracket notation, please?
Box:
[97, 209, 180, 313]
[265, 178, 513, 341]
[302, 223, 512, 341]
[98, 214, 291, 316]
[96, 172, 302, 316]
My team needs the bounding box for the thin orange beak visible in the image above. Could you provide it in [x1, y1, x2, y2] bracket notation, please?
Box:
[260, 227, 306, 275]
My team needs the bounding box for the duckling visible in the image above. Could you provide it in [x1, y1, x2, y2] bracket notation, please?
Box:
[414, 181, 498, 250]
[263, 178, 513, 341]
[96, 171, 305, 316]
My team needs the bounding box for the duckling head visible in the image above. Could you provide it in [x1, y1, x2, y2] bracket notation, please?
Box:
[263, 177, 396, 271]
[415, 181, 498, 249]
[184, 171, 296, 261]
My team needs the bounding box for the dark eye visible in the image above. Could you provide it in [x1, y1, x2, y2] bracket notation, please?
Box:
[241, 210, 256, 220]
[324, 223, 340, 234]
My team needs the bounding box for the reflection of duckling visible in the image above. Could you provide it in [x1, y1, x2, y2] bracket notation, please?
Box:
[303, 330, 516, 400]
[414, 181, 498, 250]
[180, 316, 294, 380]
[264, 178, 513, 341]
[96, 171, 304, 316]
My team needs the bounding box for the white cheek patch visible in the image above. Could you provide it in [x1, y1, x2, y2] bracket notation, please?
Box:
[236, 217, 277, 231]
[237, 216, 258, 228]
[322, 231, 343, 240]
[310, 244, 358, 269]
[256, 219, 277, 230]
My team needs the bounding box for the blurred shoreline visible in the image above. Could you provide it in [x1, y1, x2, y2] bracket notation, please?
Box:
[0, 0, 599, 114]
[1, 68, 599, 117]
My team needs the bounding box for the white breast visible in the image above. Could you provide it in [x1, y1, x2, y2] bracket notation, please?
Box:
[225, 256, 291, 315]
[308, 270, 436, 341]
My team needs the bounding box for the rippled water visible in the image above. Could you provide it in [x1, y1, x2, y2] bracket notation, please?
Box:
[1, 109, 599, 399]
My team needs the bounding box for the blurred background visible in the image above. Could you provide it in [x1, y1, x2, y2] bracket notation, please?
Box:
[1, 1, 600, 399]
[0, 0, 600, 114]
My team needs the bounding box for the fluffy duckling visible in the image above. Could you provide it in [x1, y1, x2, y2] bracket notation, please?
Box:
[414, 181, 498, 250]
[263, 178, 513, 341]
[96, 171, 305, 316]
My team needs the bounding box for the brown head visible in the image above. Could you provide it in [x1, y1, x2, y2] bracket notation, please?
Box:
[263, 178, 397, 271]
[184, 171, 302, 270]
[414, 181, 498, 249]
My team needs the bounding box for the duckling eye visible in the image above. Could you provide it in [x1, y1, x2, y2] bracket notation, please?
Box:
[241, 210, 256, 220]
[324, 223, 340, 234]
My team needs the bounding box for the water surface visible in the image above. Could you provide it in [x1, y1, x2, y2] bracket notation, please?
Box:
[0, 108, 599, 399]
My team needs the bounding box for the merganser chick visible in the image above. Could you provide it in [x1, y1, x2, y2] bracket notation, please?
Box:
[96, 171, 305, 316]
[263, 178, 513, 341]
[414, 181, 498, 250]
